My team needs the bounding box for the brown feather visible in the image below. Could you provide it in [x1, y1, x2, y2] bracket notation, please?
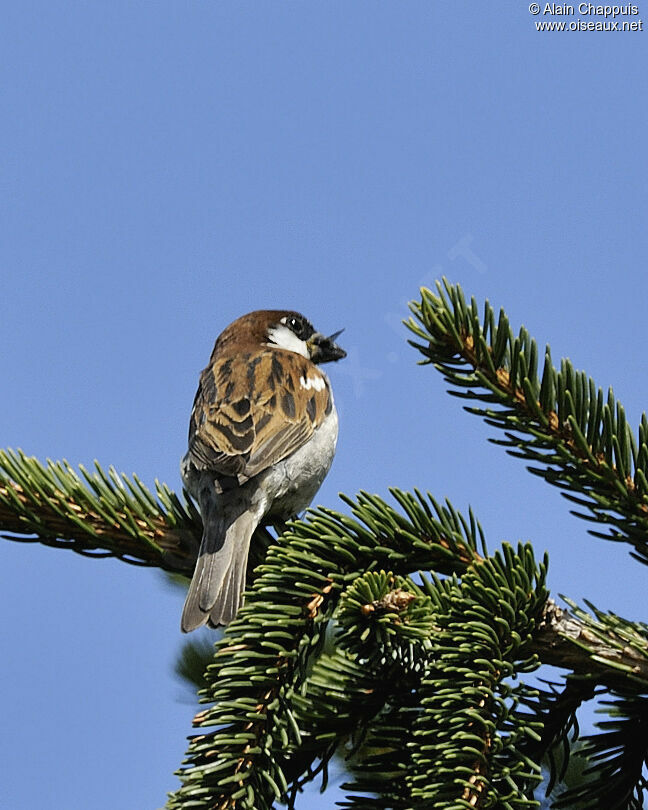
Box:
[187, 347, 331, 482]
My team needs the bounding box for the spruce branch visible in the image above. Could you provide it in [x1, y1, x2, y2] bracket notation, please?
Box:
[0, 448, 200, 571]
[3, 444, 646, 806]
[521, 678, 598, 798]
[338, 702, 421, 810]
[167, 487, 648, 810]
[2, 445, 629, 808]
[536, 599, 648, 688]
[406, 280, 648, 563]
[554, 692, 648, 810]
[408, 545, 548, 809]
[168, 488, 488, 810]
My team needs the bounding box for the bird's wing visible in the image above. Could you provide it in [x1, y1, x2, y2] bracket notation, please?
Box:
[187, 348, 333, 481]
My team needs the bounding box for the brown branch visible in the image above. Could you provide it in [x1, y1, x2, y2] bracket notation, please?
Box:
[534, 599, 648, 687]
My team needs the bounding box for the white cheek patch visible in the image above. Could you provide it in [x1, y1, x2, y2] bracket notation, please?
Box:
[266, 325, 309, 358]
[300, 375, 326, 391]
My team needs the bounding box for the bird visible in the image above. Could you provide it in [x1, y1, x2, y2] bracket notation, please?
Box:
[180, 309, 346, 632]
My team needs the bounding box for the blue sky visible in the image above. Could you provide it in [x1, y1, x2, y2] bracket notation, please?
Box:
[1, 3, 647, 808]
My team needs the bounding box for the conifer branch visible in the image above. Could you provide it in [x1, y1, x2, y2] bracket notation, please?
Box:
[0, 448, 200, 572]
[554, 692, 648, 810]
[407, 544, 548, 808]
[4, 444, 644, 805]
[168, 489, 487, 810]
[535, 599, 648, 687]
[521, 677, 598, 796]
[167, 489, 648, 809]
[406, 280, 648, 563]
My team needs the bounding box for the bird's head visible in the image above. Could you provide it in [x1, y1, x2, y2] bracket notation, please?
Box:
[215, 310, 346, 365]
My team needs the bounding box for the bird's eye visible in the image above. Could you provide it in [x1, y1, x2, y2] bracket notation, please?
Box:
[286, 315, 312, 339]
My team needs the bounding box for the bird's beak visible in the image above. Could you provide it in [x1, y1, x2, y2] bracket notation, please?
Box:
[308, 329, 346, 364]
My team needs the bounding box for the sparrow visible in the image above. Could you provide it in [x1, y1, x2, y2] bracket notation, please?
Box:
[180, 309, 346, 632]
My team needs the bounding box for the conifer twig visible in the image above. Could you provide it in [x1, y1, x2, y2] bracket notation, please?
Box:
[0, 448, 199, 572]
[406, 280, 648, 562]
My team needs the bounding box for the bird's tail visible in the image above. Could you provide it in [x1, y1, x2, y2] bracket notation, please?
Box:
[181, 503, 259, 632]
